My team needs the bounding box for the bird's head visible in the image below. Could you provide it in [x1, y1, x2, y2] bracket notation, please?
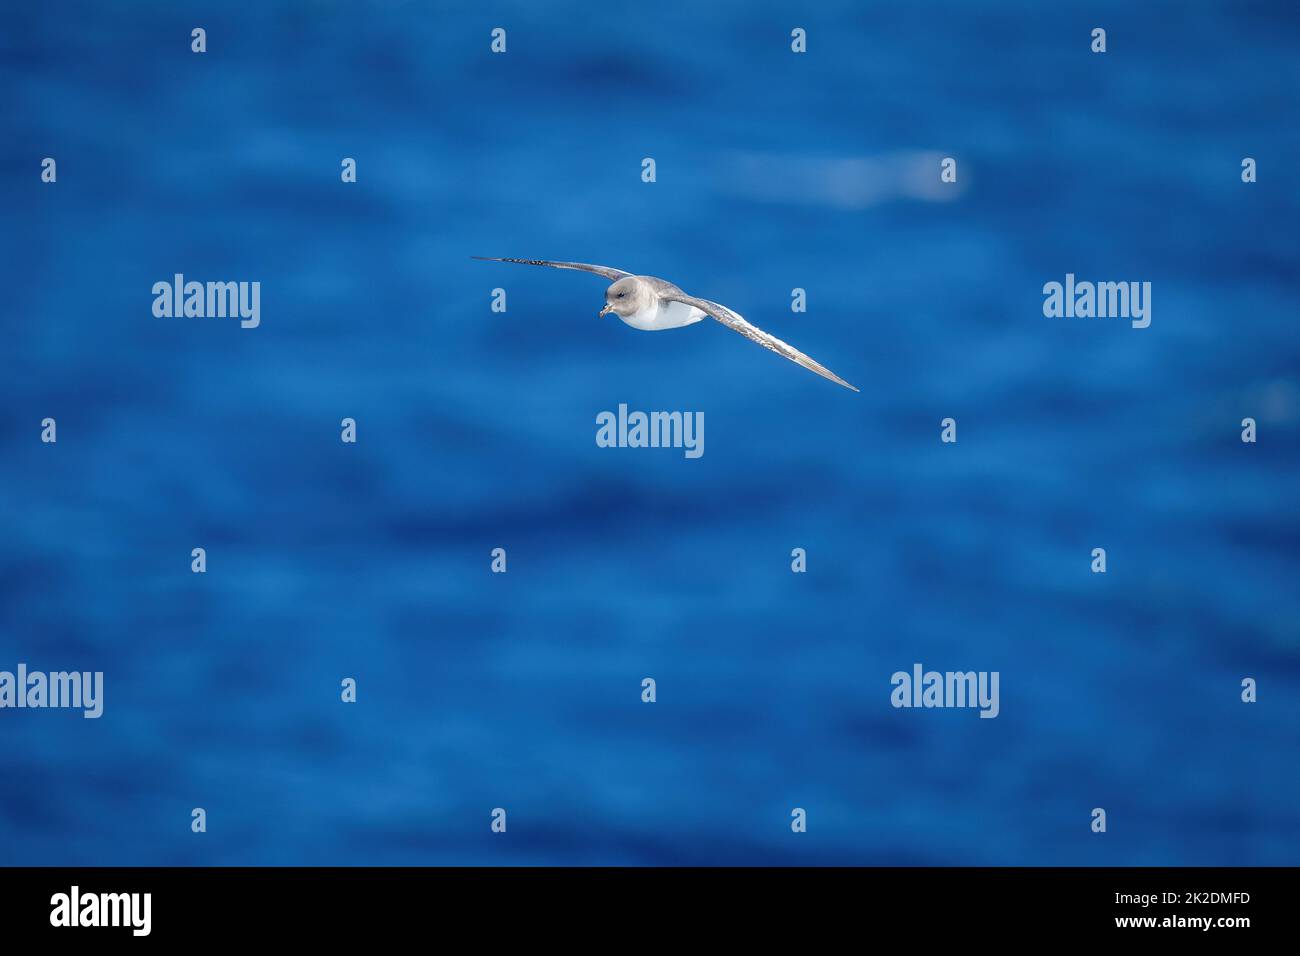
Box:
[600, 277, 641, 318]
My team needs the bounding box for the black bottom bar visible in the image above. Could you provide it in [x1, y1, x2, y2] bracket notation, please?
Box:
[0, 866, 1284, 941]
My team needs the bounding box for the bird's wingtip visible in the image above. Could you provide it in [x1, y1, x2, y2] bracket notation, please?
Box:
[824, 371, 860, 392]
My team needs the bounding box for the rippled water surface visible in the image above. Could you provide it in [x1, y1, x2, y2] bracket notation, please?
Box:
[1, 1, 1297, 864]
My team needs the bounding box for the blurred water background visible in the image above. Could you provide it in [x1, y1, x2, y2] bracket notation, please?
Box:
[1, 0, 1297, 865]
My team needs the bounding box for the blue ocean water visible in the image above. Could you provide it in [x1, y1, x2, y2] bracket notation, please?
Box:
[1, 1, 1297, 865]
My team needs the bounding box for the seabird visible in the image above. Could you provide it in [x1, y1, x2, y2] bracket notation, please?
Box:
[472, 257, 859, 391]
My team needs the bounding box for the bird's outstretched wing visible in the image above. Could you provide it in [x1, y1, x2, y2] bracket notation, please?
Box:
[660, 292, 859, 392]
[472, 257, 632, 282]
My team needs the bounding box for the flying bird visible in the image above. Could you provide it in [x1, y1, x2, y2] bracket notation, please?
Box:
[472, 257, 858, 391]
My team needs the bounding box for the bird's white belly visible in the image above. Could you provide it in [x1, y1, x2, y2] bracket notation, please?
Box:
[620, 299, 707, 331]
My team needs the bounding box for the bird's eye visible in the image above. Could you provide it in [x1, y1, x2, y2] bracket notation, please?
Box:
[617, 292, 625, 298]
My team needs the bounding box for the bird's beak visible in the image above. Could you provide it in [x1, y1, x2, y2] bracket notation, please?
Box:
[599, 303, 613, 317]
